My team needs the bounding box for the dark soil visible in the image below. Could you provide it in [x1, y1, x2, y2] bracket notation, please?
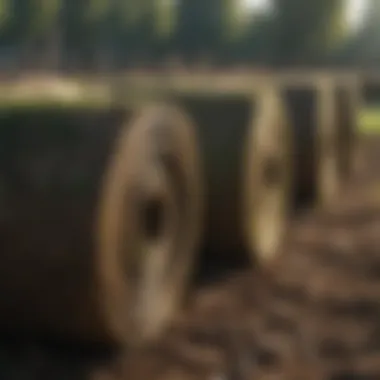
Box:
[0, 137, 379, 380]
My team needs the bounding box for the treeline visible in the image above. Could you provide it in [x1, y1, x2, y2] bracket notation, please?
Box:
[0, 0, 378, 72]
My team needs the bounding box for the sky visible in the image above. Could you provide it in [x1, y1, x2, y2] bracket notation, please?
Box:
[242, 0, 368, 29]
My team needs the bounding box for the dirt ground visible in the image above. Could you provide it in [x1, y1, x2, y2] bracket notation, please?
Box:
[0, 137, 379, 380]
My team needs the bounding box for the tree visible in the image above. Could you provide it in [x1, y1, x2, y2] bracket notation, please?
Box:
[269, 0, 348, 66]
[352, 0, 380, 67]
[7, 0, 61, 68]
[175, 0, 244, 63]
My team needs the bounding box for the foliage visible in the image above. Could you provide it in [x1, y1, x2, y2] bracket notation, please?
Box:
[0, 0, 369, 70]
[269, 0, 347, 66]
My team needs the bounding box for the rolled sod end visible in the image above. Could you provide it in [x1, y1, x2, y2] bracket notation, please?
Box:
[0, 104, 203, 347]
[97, 104, 203, 346]
[242, 84, 294, 265]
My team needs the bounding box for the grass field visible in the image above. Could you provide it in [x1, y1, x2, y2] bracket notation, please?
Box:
[359, 106, 380, 135]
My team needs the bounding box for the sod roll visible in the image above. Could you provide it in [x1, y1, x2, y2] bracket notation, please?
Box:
[362, 72, 380, 105]
[0, 103, 202, 347]
[335, 75, 362, 181]
[168, 82, 293, 266]
[278, 74, 342, 207]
